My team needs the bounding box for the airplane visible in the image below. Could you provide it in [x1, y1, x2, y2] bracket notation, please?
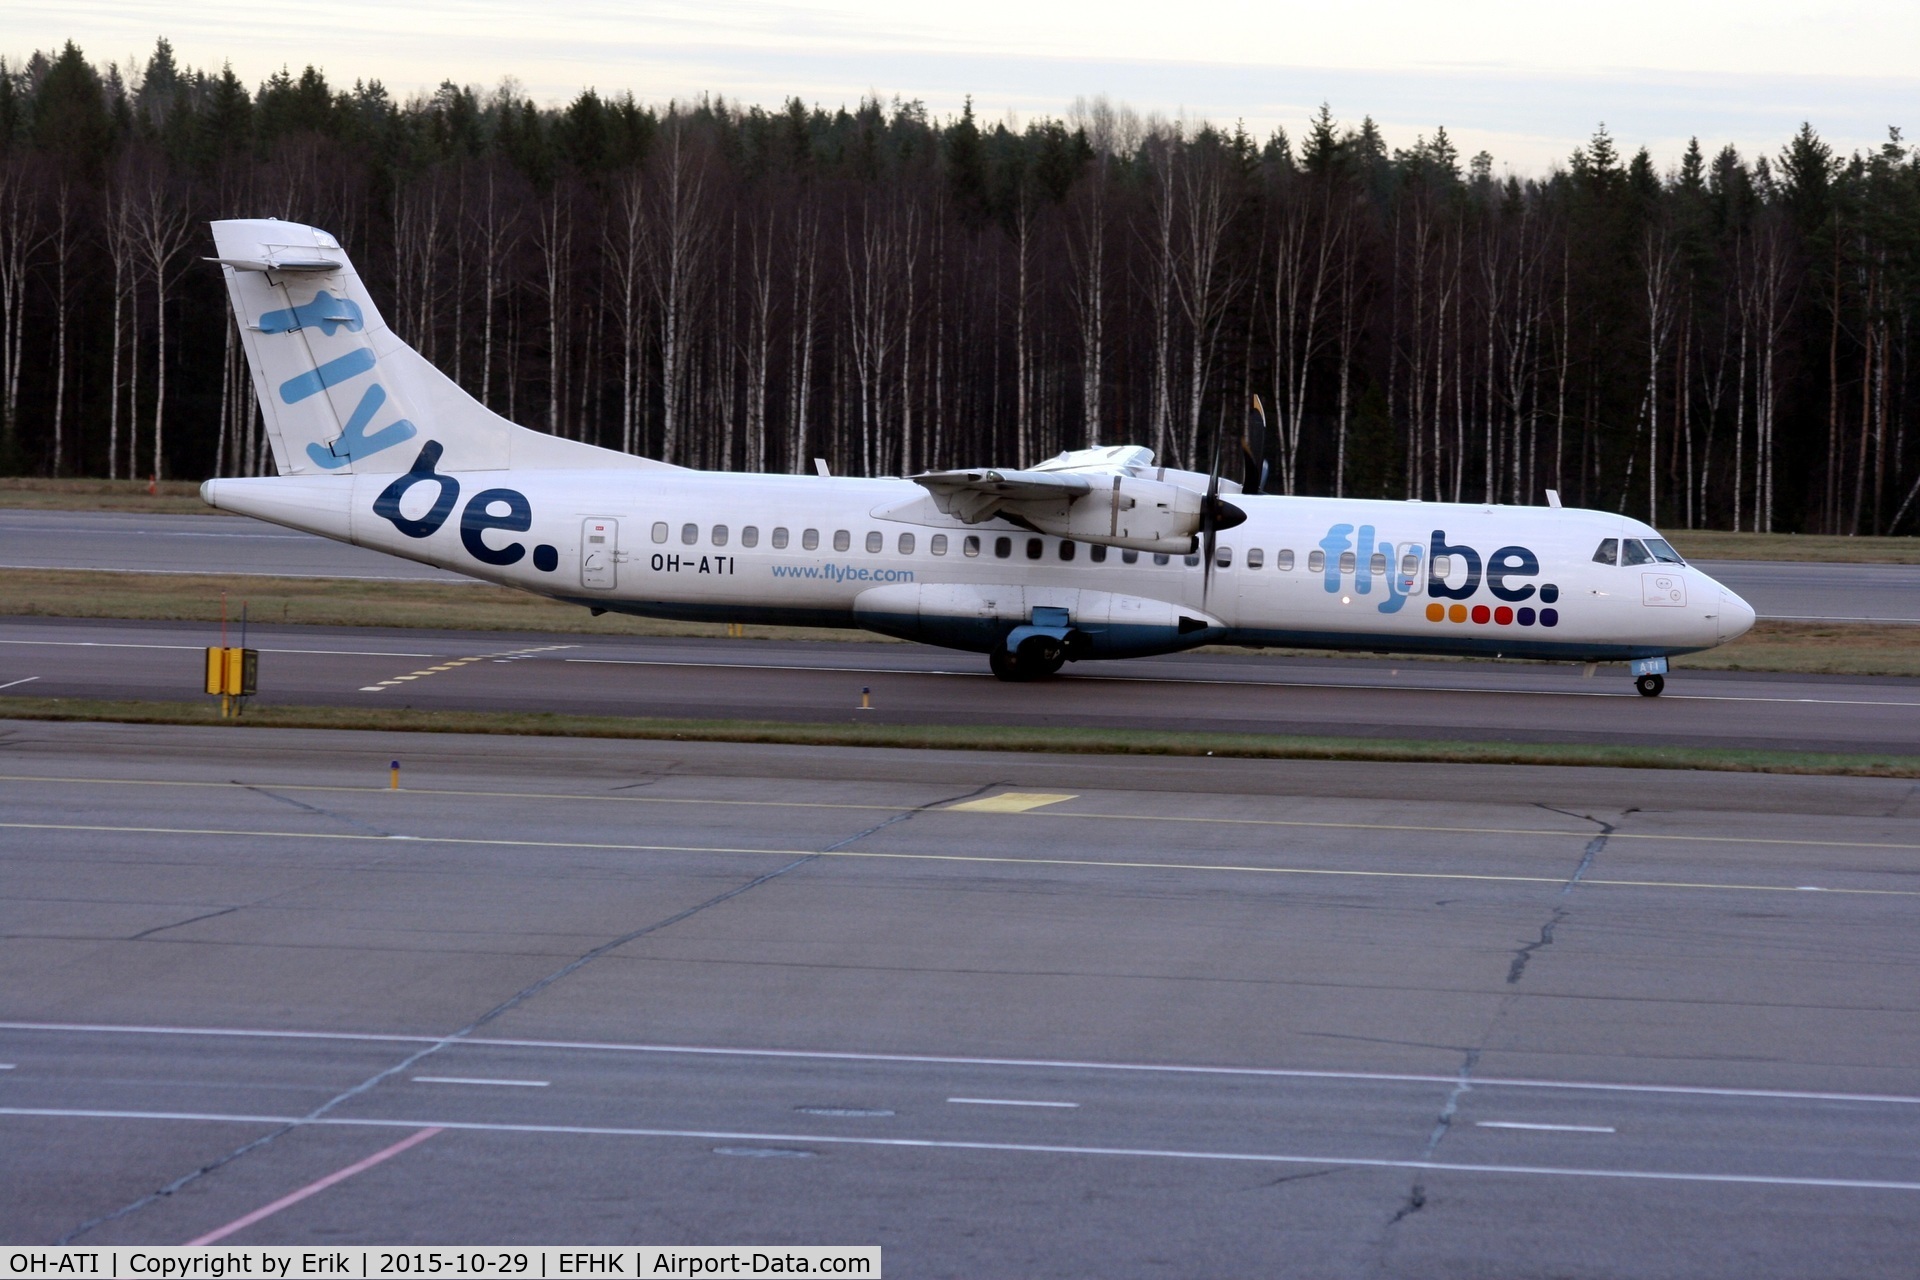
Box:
[200, 218, 1756, 698]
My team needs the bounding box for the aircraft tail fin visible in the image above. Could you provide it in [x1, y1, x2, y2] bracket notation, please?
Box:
[211, 218, 676, 477]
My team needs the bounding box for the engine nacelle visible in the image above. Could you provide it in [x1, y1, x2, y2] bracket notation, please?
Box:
[1031, 476, 1207, 553]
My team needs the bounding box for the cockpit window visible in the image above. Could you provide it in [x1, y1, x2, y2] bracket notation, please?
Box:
[1621, 538, 1654, 567]
[1592, 538, 1618, 566]
[1644, 538, 1686, 565]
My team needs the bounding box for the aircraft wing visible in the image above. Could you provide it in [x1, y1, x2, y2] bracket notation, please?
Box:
[912, 468, 1093, 524]
[908, 446, 1237, 552]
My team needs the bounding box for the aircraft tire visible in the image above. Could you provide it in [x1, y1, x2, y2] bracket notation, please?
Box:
[989, 647, 1029, 682]
[1635, 673, 1665, 698]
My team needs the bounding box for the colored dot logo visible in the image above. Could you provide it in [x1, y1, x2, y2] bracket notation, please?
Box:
[1427, 599, 1557, 627]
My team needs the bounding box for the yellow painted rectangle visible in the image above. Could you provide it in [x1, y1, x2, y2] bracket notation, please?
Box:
[946, 792, 1078, 814]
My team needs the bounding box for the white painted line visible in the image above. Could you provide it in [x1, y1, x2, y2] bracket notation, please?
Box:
[0, 676, 40, 691]
[0, 640, 440, 658]
[4, 819, 1913, 900]
[1477, 1122, 1616, 1134]
[949, 1097, 1078, 1108]
[6, 1106, 1918, 1192]
[413, 1076, 549, 1088]
[10, 1020, 1920, 1109]
[0, 1063, 14, 1069]
[186, 1126, 443, 1245]
[359, 687, 387, 693]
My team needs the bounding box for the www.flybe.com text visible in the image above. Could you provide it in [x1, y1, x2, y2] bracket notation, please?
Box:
[769, 564, 915, 584]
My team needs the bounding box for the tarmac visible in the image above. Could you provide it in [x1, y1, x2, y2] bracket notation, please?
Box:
[3, 721, 1919, 1273]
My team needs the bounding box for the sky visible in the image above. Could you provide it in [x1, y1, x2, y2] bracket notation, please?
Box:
[11, 0, 1917, 171]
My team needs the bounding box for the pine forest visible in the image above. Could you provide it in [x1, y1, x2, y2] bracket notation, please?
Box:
[2, 38, 1918, 535]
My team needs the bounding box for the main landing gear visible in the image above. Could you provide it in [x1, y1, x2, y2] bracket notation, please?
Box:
[1634, 673, 1665, 698]
[989, 636, 1067, 682]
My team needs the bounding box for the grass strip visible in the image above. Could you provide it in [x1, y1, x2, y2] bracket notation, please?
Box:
[5, 695, 1918, 778]
[0, 568, 879, 641]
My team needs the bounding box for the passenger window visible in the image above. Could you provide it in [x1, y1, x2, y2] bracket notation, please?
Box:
[1621, 538, 1653, 566]
[1216, 546, 1233, 569]
[1645, 538, 1685, 565]
[1184, 553, 1201, 567]
[1338, 551, 1356, 574]
[1121, 549, 1140, 564]
[963, 535, 980, 557]
[652, 522, 668, 544]
[931, 534, 947, 556]
[771, 527, 788, 549]
[994, 536, 1012, 559]
[712, 525, 729, 547]
[1592, 538, 1618, 566]
[1026, 537, 1043, 560]
[834, 530, 851, 552]
[1090, 544, 1108, 563]
[681, 523, 698, 546]
[1059, 540, 1076, 561]
[741, 526, 758, 548]
[1154, 553, 1170, 566]
[1307, 550, 1326, 573]
[898, 532, 914, 555]
[1276, 548, 1294, 571]
[1246, 547, 1264, 569]
[1400, 552, 1421, 577]
[802, 528, 819, 551]
[1432, 554, 1452, 579]
[1370, 552, 1387, 575]
[865, 531, 882, 553]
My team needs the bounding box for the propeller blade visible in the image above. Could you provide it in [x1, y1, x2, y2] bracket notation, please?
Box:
[1203, 423, 1224, 607]
[1243, 396, 1269, 495]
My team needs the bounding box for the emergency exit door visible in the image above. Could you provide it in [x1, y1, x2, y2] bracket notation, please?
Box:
[581, 518, 618, 589]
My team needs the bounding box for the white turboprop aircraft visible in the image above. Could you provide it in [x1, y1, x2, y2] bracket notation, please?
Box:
[201, 218, 1755, 696]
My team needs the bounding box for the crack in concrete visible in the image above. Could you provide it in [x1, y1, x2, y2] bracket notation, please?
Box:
[1506, 907, 1569, 984]
[127, 906, 238, 941]
[244, 784, 393, 838]
[1420, 1049, 1480, 1157]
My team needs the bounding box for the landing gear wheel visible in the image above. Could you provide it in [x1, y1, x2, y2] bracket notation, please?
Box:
[989, 647, 1030, 682]
[988, 638, 1066, 682]
[1025, 637, 1067, 677]
[1635, 673, 1665, 698]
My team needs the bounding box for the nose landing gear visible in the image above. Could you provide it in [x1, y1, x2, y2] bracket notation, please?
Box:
[1634, 673, 1665, 697]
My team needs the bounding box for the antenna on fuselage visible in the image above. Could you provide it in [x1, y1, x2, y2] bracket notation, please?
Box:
[1545, 489, 1563, 508]
[814, 458, 831, 477]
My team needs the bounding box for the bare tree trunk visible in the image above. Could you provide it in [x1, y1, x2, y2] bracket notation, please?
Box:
[0, 159, 45, 463]
[1148, 139, 1178, 462]
[786, 197, 819, 473]
[1177, 144, 1235, 470]
[132, 164, 192, 480]
[1069, 158, 1108, 447]
[648, 121, 712, 465]
[49, 183, 73, 475]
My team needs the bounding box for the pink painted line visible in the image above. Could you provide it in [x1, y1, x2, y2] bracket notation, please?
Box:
[186, 1126, 442, 1245]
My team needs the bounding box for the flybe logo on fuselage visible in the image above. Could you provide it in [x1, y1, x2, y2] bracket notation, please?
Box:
[1318, 523, 1561, 627]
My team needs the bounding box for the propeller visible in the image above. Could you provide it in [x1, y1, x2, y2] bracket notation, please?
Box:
[1200, 414, 1251, 611]
[1243, 395, 1269, 495]
[1202, 424, 1225, 609]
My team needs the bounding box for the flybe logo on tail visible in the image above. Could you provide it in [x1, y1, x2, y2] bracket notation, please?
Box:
[1319, 524, 1561, 627]
[258, 289, 416, 470]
